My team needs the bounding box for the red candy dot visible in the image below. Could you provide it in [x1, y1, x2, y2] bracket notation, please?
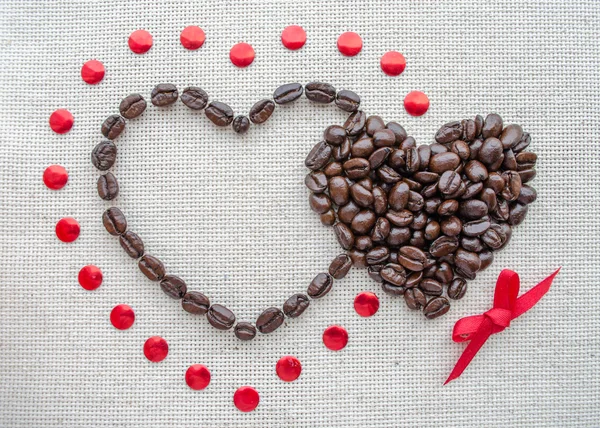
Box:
[230, 43, 255, 67]
[281, 25, 306, 50]
[404, 91, 430, 116]
[323, 325, 348, 351]
[337, 32, 362, 57]
[143, 336, 168, 362]
[49, 109, 74, 134]
[180, 26, 206, 50]
[276, 355, 302, 382]
[43, 165, 68, 190]
[80, 60, 105, 84]
[78, 265, 103, 291]
[128, 30, 153, 54]
[55, 217, 80, 243]
[233, 386, 260, 412]
[380, 51, 406, 76]
[354, 291, 380, 317]
[110, 304, 135, 330]
[185, 364, 211, 390]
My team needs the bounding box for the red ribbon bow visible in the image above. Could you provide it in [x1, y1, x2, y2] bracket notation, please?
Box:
[445, 268, 560, 385]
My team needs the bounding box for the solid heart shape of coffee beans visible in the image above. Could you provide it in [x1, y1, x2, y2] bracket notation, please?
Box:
[93, 82, 537, 340]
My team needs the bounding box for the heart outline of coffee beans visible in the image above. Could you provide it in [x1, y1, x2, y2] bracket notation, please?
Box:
[94, 81, 537, 340]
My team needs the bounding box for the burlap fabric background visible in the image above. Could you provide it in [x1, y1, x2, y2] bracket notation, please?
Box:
[0, 1, 598, 427]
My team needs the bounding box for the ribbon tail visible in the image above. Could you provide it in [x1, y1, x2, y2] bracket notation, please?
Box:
[512, 268, 561, 320]
[444, 317, 494, 385]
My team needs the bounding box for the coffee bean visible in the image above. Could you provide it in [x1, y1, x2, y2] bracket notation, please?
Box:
[309, 193, 331, 214]
[462, 218, 491, 237]
[444, 180, 467, 199]
[305, 141, 332, 170]
[459, 199, 488, 220]
[273, 83, 303, 104]
[438, 171, 462, 195]
[97, 172, 119, 200]
[501, 171, 522, 201]
[102, 207, 127, 236]
[377, 165, 402, 184]
[435, 121, 463, 143]
[326, 176, 348, 206]
[366, 246, 390, 265]
[380, 263, 406, 286]
[232, 115, 250, 134]
[307, 272, 334, 298]
[343, 110, 366, 136]
[502, 149, 518, 170]
[413, 171, 440, 185]
[424, 197, 442, 215]
[343, 158, 370, 180]
[485, 172, 506, 194]
[371, 217, 391, 242]
[329, 254, 353, 279]
[481, 223, 508, 249]
[405, 287, 427, 310]
[332, 138, 351, 161]
[382, 281, 406, 295]
[119, 94, 147, 119]
[508, 202, 528, 226]
[420, 278, 443, 296]
[429, 235, 459, 257]
[138, 254, 165, 281]
[500, 124, 523, 149]
[448, 277, 467, 300]
[181, 87, 208, 110]
[454, 249, 481, 278]
[428, 152, 461, 174]
[234, 322, 257, 340]
[430, 143, 448, 156]
[91, 141, 117, 171]
[320, 209, 336, 226]
[513, 132, 531, 153]
[256, 307, 284, 334]
[437, 199, 459, 216]
[464, 160, 488, 183]
[334, 222, 355, 250]
[461, 236, 484, 252]
[403, 147, 420, 173]
[517, 184, 537, 205]
[324, 162, 343, 177]
[355, 235, 374, 251]
[119, 231, 144, 258]
[249, 99, 275, 124]
[151, 83, 178, 106]
[182, 291, 210, 315]
[348, 183, 373, 208]
[424, 220, 441, 241]
[398, 246, 427, 271]
[385, 121, 407, 144]
[451, 140, 471, 160]
[101, 115, 125, 140]
[347, 249, 368, 268]
[335, 89, 360, 112]
[479, 251, 494, 270]
[440, 216, 462, 236]
[478, 137, 504, 166]
[515, 152, 537, 170]
[283, 293, 310, 318]
[351, 210, 377, 235]
[423, 297, 450, 319]
[410, 211, 428, 230]
[205, 101, 234, 126]
[461, 119, 477, 142]
[461, 181, 483, 200]
[207, 304, 235, 330]
[518, 168, 537, 184]
[366, 147, 391, 170]
[435, 262, 454, 284]
[372, 129, 396, 149]
[305, 82, 336, 103]
[407, 191, 424, 212]
[305, 171, 328, 193]
[338, 201, 361, 224]
[482, 113, 503, 139]
[386, 209, 413, 227]
[323, 125, 347, 146]
[160, 275, 187, 299]
[491, 198, 510, 221]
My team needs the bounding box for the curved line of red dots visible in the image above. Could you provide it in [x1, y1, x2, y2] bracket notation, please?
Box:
[45, 24, 429, 413]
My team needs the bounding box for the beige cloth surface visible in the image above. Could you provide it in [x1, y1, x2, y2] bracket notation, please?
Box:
[0, 1, 599, 427]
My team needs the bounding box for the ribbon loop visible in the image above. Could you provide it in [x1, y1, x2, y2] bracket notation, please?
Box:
[484, 308, 512, 329]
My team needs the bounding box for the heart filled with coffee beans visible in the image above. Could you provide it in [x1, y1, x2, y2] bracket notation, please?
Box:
[305, 112, 536, 319]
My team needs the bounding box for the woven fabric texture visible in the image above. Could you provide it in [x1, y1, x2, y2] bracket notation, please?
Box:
[0, 1, 599, 427]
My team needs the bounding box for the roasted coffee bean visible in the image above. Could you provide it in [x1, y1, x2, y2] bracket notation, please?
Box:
[420, 278, 443, 296]
[309, 193, 331, 214]
[403, 271, 422, 289]
[500, 124, 523, 149]
[368, 264, 384, 282]
[380, 263, 406, 286]
[320, 209, 336, 226]
[256, 307, 284, 334]
[381, 282, 406, 296]
[462, 119, 477, 142]
[398, 246, 427, 271]
[405, 287, 427, 310]
[474, 114, 484, 136]
[351, 137, 375, 159]
[518, 168, 537, 184]
[305, 82, 336, 103]
[508, 202, 528, 226]
[444, 180, 467, 199]
[437, 199, 459, 216]
[386, 227, 410, 247]
[479, 250, 494, 270]
[205, 101, 234, 126]
[354, 235, 372, 251]
[385, 209, 413, 227]
[372, 129, 396, 148]
[387, 148, 406, 170]
[461, 181, 484, 200]
[501, 171, 522, 201]
[481, 223, 508, 249]
[413, 171, 439, 185]
[182, 291, 210, 315]
[478, 137, 504, 165]
[462, 218, 491, 237]
[410, 230, 426, 248]
[332, 139, 351, 161]
[119, 231, 144, 258]
[387, 182, 408, 210]
[249, 99, 275, 124]
[502, 149, 517, 170]
[334, 222, 355, 250]
[101, 115, 125, 140]
[513, 132, 531, 153]
[372, 217, 391, 242]
[364, 116, 384, 136]
[324, 125, 347, 146]
[338, 201, 361, 224]
[181, 87, 209, 110]
[160, 275, 187, 299]
[386, 121, 407, 144]
[97, 172, 119, 200]
[324, 161, 343, 177]
[482, 113, 503, 139]
[232, 115, 250, 134]
[377, 165, 402, 184]
[491, 198, 510, 221]
[102, 207, 127, 236]
[344, 111, 367, 136]
[366, 246, 390, 265]
[485, 172, 506, 194]
[454, 249, 481, 277]
[435, 262, 454, 284]
[329, 254, 353, 279]
[407, 191, 424, 212]
[438, 170, 462, 195]
[91, 141, 117, 171]
[440, 216, 462, 236]
[305, 171, 328, 193]
[515, 152, 537, 170]
[305, 141, 332, 171]
[283, 293, 310, 318]
[367, 147, 392, 169]
[430, 143, 448, 156]
[350, 183, 374, 207]
[424, 220, 441, 241]
[487, 154, 504, 172]
[461, 236, 484, 252]
[410, 211, 428, 230]
[335, 89, 360, 112]
[273, 83, 303, 104]
[403, 147, 420, 173]
[428, 152, 461, 174]
[347, 249, 368, 268]
[464, 160, 488, 183]
[517, 184, 537, 205]
[459, 199, 488, 220]
[423, 297, 450, 319]
[429, 235, 459, 257]
[424, 196, 442, 215]
[326, 176, 348, 206]
[151, 83, 178, 106]
[468, 139, 483, 161]
[138, 254, 165, 281]
[480, 188, 498, 212]
[119, 93, 147, 119]
[307, 272, 334, 298]
[448, 277, 467, 300]
[415, 146, 430, 171]
[234, 322, 257, 340]
[435, 121, 463, 144]
[343, 158, 370, 180]
[207, 304, 235, 330]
